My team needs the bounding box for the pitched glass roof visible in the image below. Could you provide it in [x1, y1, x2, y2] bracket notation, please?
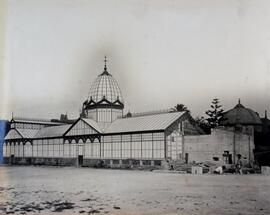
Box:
[18, 129, 40, 139]
[5, 112, 186, 140]
[12, 117, 64, 125]
[34, 124, 71, 138]
[81, 118, 102, 133]
[5, 128, 39, 140]
[105, 112, 185, 134]
[5, 129, 23, 140]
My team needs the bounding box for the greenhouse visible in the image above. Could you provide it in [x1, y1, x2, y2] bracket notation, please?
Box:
[3, 58, 200, 167]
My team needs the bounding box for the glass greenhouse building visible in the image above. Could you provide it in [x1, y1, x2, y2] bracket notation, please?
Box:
[3, 59, 200, 168]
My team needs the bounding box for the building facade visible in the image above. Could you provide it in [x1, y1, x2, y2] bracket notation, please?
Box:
[3, 60, 258, 168]
[3, 59, 200, 168]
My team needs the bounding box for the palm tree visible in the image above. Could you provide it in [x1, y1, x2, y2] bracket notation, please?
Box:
[174, 104, 190, 113]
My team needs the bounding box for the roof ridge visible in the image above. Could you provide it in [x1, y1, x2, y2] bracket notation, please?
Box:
[123, 109, 179, 118]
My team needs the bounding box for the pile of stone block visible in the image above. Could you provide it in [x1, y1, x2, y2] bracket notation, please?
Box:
[261, 166, 270, 175]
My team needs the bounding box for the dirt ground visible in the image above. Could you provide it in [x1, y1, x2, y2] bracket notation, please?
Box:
[0, 166, 269, 215]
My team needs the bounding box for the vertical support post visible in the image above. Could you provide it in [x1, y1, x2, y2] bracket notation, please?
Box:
[62, 139, 64, 158]
[52, 139, 54, 158]
[130, 134, 132, 158]
[164, 132, 167, 159]
[99, 136, 101, 158]
[111, 135, 113, 158]
[233, 127, 236, 165]
[248, 135, 251, 164]
[181, 121, 185, 162]
[120, 134, 122, 158]
[152, 133, 154, 159]
[31, 141, 33, 157]
[141, 133, 143, 159]
[111, 108, 113, 123]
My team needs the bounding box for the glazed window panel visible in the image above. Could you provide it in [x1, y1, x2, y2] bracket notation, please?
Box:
[112, 142, 120, 158]
[63, 143, 70, 157]
[33, 143, 38, 157]
[132, 134, 141, 141]
[3, 144, 7, 157]
[88, 110, 97, 121]
[153, 132, 164, 141]
[43, 141, 48, 157]
[11, 143, 15, 156]
[14, 143, 20, 156]
[70, 143, 77, 157]
[58, 143, 64, 157]
[53, 144, 59, 157]
[112, 135, 121, 142]
[121, 141, 130, 158]
[10, 143, 15, 155]
[142, 141, 152, 158]
[92, 141, 100, 158]
[24, 142, 32, 157]
[48, 141, 54, 157]
[103, 142, 111, 158]
[122, 135, 131, 142]
[84, 142, 92, 158]
[132, 141, 141, 158]
[153, 140, 165, 159]
[6, 144, 10, 156]
[54, 139, 62, 157]
[142, 133, 153, 141]
[60, 142, 64, 158]
[37, 140, 43, 157]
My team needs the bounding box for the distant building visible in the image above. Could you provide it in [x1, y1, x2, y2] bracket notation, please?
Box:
[182, 100, 262, 165]
[220, 99, 262, 133]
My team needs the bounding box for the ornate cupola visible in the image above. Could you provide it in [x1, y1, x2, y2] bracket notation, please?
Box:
[81, 57, 124, 123]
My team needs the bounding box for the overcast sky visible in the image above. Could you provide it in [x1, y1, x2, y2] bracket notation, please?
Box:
[1, 0, 270, 120]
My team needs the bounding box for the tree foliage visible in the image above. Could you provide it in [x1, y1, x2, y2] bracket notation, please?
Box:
[174, 103, 190, 113]
[194, 116, 211, 134]
[205, 98, 224, 128]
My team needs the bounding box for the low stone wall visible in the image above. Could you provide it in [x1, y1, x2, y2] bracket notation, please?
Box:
[82, 158, 164, 169]
[3, 157, 77, 166]
[3, 156, 164, 169]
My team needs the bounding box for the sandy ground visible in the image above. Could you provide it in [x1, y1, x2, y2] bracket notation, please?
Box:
[0, 166, 269, 215]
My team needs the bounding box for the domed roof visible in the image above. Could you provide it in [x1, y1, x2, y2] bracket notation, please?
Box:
[221, 100, 262, 126]
[88, 59, 123, 103]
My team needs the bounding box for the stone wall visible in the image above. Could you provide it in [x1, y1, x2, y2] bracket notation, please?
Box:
[184, 128, 254, 164]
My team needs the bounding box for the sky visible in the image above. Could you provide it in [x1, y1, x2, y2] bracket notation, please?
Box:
[1, 0, 270, 120]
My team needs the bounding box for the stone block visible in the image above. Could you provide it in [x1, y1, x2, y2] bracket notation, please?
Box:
[261, 166, 270, 175]
[191, 166, 203, 174]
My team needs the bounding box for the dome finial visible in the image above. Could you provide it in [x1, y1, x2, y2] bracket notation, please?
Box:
[104, 55, 107, 71]
[238, 98, 241, 104]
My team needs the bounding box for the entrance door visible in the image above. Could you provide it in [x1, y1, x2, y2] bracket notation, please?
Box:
[10, 155, 15, 165]
[78, 155, 83, 166]
[185, 153, 189, 163]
